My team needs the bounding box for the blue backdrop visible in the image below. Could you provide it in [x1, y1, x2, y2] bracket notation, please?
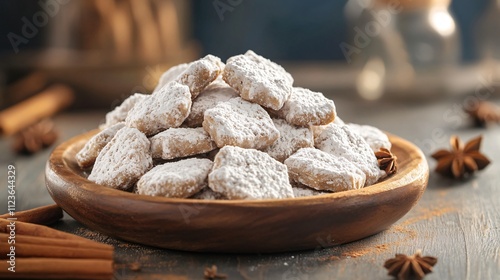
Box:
[193, 0, 490, 62]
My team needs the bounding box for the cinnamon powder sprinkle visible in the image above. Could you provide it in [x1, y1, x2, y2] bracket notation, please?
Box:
[337, 205, 455, 259]
[399, 207, 456, 227]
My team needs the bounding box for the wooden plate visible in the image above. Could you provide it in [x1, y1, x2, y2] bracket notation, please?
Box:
[45, 130, 429, 253]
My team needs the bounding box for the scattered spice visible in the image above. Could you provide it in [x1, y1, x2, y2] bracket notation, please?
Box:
[324, 255, 341, 261]
[339, 204, 454, 260]
[398, 206, 455, 228]
[342, 251, 365, 258]
[384, 250, 437, 280]
[465, 101, 500, 127]
[431, 135, 491, 179]
[204, 265, 227, 279]
[340, 243, 391, 259]
[12, 118, 58, 154]
[375, 148, 398, 175]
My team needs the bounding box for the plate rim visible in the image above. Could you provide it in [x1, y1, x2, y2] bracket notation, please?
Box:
[47, 129, 429, 207]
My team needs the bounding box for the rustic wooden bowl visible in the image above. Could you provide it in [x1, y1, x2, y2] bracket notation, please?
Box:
[46, 130, 429, 253]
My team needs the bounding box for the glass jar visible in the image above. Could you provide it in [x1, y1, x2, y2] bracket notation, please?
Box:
[346, 0, 461, 99]
[476, 0, 500, 90]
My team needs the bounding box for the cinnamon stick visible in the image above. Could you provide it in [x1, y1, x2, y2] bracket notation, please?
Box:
[0, 204, 63, 225]
[0, 84, 74, 136]
[0, 219, 111, 250]
[0, 233, 109, 250]
[0, 243, 113, 260]
[0, 258, 113, 279]
[6, 72, 47, 104]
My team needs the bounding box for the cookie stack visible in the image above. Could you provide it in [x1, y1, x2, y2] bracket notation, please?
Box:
[76, 51, 392, 200]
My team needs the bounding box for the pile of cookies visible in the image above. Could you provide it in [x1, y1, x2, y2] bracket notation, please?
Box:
[76, 51, 393, 200]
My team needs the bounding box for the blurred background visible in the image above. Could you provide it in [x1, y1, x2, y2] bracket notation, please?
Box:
[0, 0, 500, 120]
[2, 2, 500, 277]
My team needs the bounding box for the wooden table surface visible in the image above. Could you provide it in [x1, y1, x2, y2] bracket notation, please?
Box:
[0, 95, 499, 280]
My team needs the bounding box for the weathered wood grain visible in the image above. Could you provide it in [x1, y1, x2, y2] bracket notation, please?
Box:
[1, 95, 499, 279]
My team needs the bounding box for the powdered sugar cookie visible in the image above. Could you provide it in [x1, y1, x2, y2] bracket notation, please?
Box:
[311, 116, 344, 140]
[190, 187, 227, 200]
[311, 116, 345, 141]
[284, 148, 366, 192]
[183, 80, 238, 128]
[136, 158, 213, 198]
[101, 93, 148, 129]
[223, 54, 292, 110]
[153, 63, 190, 93]
[311, 124, 328, 140]
[203, 97, 279, 149]
[272, 87, 336, 127]
[76, 122, 125, 168]
[126, 81, 191, 135]
[88, 127, 152, 190]
[177, 55, 224, 99]
[347, 123, 391, 152]
[150, 127, 217, 160]
[242, 50, 294, 84]
[209, 146, 294, 200]
[314, 124, 382, 186]
[263, 118, 314, 162]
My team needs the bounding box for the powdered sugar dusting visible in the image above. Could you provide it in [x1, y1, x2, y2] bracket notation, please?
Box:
[126, 81, 191, 135]
[347, 123, 391, 152]
[285, 148, 366, 192]
[311, 124, 328, 140]
[101, 93, 148, 129]
[243, 50, 294, 84]
[177, 55, 224, 99]
[183, 80, 238, 127]
[273, 87, 336, 127]
[311, 116, 345, 139]
[88, 127, 152, 190]
[76, 122, 125, 168]
[203, 97, 279, 149]
[150, 127, 216, 159]
[263, 118, 313, 162]
[153, 63, 190, 93]
[136, 158, 213, 198]
[314, 124, 381, 186]
[209, 146, 294, 199]
[310, 116, 345, 138]
[83, 50, 395, 199]
[223, 54, 292, 110]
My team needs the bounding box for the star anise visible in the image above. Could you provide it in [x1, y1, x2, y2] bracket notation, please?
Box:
[465, 101, 500, 127]
[204, 265, 227, 280]
[431, 135, 490, 179]
[375, 148, 398, 175]
[384, 250, 437, 280]
[12, 119, 58, 155]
